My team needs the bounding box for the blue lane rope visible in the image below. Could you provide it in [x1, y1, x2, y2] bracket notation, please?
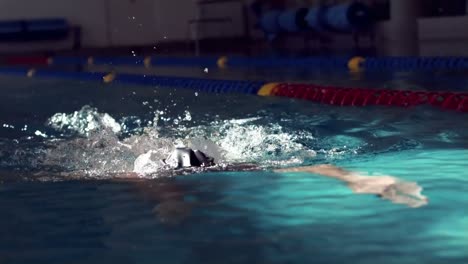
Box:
[361, 57, 468, 70]
[34, 70, 104, 81]
[49, 55, 352, 69]
[0, 67, 266, 95]
[51, 56, 90, 66]
[45, 55, 468, 71]
[226, 56, 351, 68]
[113, 73, 264, 94]
[0, 67, 29, 76]
[93, 56, 147, 66]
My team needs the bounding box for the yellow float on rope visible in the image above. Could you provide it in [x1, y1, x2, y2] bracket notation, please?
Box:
[144, 56, 152, 68]
[217, 56, 228, 69]
[348, 56, 365, 72]
[257, 82, 279, 96]
[103, 71, 116, 83]
[27, 68, 36, 78]
[87, 56, 94, 66]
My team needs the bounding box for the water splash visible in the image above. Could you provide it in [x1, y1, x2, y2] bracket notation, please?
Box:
[1, 105, 358, 178]
[47, 105, 122, 136]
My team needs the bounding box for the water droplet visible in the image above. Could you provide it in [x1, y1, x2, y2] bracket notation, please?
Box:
[34, 130, 48, 138]
[183, 111, 192, 121]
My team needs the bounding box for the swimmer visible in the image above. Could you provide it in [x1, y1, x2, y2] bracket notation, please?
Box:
[128, 147, 429, 208]
[113, 147, 430, 224]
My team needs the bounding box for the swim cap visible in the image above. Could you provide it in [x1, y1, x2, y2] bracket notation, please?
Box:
[164, 148, 215, 168]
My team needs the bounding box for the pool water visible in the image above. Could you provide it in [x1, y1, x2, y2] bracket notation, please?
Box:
[0, 73, 467, 264]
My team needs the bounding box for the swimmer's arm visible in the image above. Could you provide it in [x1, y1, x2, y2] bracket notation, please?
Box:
[274, 164, 428, 208]
[274, 164, 357, 182]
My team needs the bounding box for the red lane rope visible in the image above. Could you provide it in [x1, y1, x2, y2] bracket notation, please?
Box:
[4, 56, 49, 65]
[274, 83, 468, 112]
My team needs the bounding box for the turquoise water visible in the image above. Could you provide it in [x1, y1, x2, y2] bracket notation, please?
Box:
[0, 74, 467, 263]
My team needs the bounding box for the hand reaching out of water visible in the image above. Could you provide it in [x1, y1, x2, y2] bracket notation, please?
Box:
[275, 164, 428, 208]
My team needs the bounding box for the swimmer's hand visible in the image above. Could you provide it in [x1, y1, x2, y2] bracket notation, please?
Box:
[347, 176, 428, 208]
[274, 165, 428, 208]
[379, 181, 428, 208]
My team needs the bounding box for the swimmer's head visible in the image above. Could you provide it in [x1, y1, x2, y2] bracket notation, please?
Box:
[164, 147, 215, 169]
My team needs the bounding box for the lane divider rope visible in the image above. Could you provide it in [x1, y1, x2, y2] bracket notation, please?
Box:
[4, 55, 468, 71]
[0, 67, 466, 112]
[262, 83, 468, 112]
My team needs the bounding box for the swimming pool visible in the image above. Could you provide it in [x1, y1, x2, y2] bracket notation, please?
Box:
[0, 69, 467, 264]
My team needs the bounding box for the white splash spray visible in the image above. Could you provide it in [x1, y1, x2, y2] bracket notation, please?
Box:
[36, 106, 351, 177]
[47, 105, 121, 136]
